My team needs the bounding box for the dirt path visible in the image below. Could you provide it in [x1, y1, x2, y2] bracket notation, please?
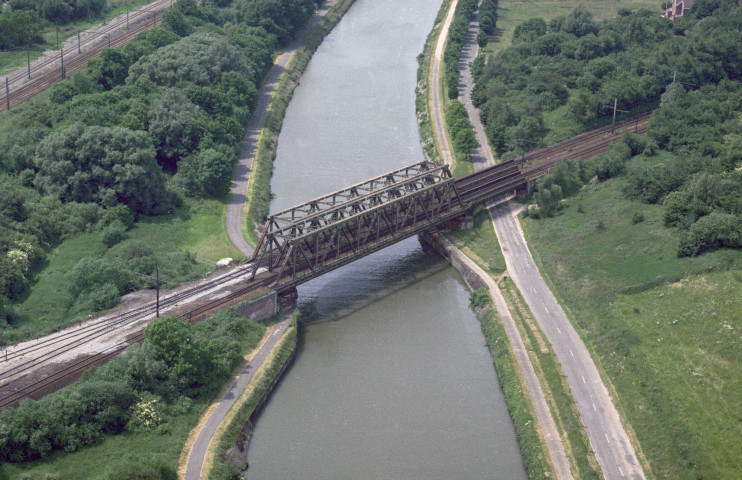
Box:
[429, 0, 458, 166]
[428, 3, 572, 478]
[449, 5, 646, 479]
[226, 1, 337, 257]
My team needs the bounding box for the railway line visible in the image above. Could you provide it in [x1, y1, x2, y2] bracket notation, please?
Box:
[0, 263, 275, 409]
[521, 111, 652, 178]
[0, 112, 651, 410]
[0, 0, 172, 112]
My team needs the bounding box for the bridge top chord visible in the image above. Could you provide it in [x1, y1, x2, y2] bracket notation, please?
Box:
[264, 164, 455, 241]
[266, 161, 438, 226]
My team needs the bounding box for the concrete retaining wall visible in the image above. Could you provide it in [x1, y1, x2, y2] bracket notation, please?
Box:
[419, 230, 486, 292]
[233, 291, 278, 321]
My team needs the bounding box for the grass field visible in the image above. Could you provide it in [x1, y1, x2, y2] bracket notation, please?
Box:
[521, 178, 742, 479]
[483, 0, 660, 56]
[447, 204, 507, 275]
[6, 197, 243, 344]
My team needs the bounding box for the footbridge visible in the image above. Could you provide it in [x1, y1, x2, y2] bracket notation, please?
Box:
[247, 159, 525, 292]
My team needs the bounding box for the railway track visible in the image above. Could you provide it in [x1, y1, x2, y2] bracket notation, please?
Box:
[0, 263, 277, 409]
[0, 0, 172, 112]
[520, 112, 652, 178]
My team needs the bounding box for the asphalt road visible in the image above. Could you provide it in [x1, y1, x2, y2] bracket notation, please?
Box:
[451, 5, 646, 479]
[184, 313, 292, 480]
[226, 1, 337, 257]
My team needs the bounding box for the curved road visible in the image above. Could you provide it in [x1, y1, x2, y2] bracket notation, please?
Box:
[445, 4, 647, 479]
[226, 1, 337, 257]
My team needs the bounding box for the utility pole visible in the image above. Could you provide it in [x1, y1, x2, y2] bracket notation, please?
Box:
[60, 49, 65, 78]
[5, 77, 9, 111]
[126, 6, 130, 29]
[78, 31, 81, 53]
[606, 98, 628, 134]
[27, 45, 31, 79]
[107, 33, 111, 48]
[56, 24, 59, 50]
[156, 267, 160, 318]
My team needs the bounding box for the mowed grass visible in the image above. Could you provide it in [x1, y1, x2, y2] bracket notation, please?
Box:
[521, 178, 742, 479]
[447, 204, 507, 275]
[10, 197, 243, 343]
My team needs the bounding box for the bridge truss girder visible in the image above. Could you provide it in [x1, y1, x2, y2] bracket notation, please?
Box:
[249, 164, 467, 291]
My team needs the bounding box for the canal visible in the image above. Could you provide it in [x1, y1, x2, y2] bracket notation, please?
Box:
[246, 0, 528, 478]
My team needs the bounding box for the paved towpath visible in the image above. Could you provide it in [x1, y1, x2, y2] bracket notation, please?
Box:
[184, 312, 292, 480]
[431, 2, 571, 478]
[226, 1, 337, 257]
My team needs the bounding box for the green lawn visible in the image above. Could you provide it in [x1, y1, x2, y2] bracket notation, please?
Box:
[447, 204, 507, 275]
[8, 197, 242, 344]
[521, 178, 742, 479]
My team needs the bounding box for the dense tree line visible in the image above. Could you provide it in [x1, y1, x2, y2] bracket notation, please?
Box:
[0, 0, 320, 325]
[476, 0, 498, 47]
[472, 0, 742, 158]
[443, 0, 478, 99]
[0, 313, 264, 468]
[515, 1, 742, 257]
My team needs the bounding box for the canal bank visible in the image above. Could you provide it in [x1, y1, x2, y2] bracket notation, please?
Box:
[245, 0, 528, 477]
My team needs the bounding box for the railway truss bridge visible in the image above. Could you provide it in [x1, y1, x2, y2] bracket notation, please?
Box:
[0, 112, 650, 409]
[249, 159, 524, 292]
[249, 110, 652, 292]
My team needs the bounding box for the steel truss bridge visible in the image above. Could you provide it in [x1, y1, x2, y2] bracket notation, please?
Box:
[248, 159, 525, 292]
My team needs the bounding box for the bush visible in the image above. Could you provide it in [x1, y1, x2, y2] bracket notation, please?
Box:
[677, 212, 742, 257]
[470, 288, 490, 308]
[101, 220, 128, 248]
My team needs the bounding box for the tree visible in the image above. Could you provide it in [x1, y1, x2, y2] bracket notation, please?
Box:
[147, 89, 204, 170]
[0, 10, 44, 50]
[562, 6, 597, 37]
[145, 317, 216, 394]
[34, 124, 167, 214]
[513, 17, 547, 42]
[567, 88, 596, 125]
[660, 81, 686, 108]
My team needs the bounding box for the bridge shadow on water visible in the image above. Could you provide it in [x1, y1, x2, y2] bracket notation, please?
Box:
[294, 238, 452, 328]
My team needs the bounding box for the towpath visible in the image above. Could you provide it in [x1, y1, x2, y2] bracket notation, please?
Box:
[451, 3, 646, 478]
[226, 1, 337, 257]
[430, 2, 572, 478]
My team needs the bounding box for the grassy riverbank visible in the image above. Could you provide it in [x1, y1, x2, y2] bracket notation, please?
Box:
[205, 311, 298, 480]
[521, 178, 742, 479]
[471, 288, 552, 479]
[242, 0, 358, 246]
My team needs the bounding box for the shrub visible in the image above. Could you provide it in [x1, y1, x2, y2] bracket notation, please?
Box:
[631, 212, 645, 224]
[101, 220, 128, 248]
[677, 212, 742, 257]
[470, 288, 490, 308]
